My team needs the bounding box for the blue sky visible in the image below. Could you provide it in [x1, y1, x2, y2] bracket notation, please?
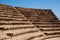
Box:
[0, 0, 60, 19]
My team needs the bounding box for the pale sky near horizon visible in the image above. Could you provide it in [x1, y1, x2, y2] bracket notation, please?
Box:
[0, 0, 60, 20]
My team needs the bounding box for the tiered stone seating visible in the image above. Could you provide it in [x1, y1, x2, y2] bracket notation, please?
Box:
[0, 20, 44, 40]
[15, 7, 58, 22]
[0, 4, 60, 40]
[30, 22, 60, 40]
[0, 4, 44, 40]
[15, 6, 60, 40]
[0, 4, 27, 21]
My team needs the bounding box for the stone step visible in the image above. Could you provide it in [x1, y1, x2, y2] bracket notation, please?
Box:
[0, 21, 31, 23]
[34, 24, 60, 25]
[0, 20, 32, 25]
[0, 23, 32, 25]
[3, 28, 39, 36]
[31, 35, 60, 40]
[39, 26, 60, 28]
[10, 31, 43, 40]
[33, 22, 60, 24]
[0, 17, 27, 21]
[33, 23, 60, 25]
[0, 14, 25, 17]
[0, 25, 34, 29]
[0, 18, 29, 21]
[43, 31, 60, 33]
[0, 16, 26, 19]
[45, 37, 60, 40]
[36, 25, 60, 27]
[1, 11, 20, 14]
[38, 28, 60, 30]
[36, 26, 60, 29]
[0, 26, 34, 30]
[1, 31, 43, 40]
[41, 35, 60, 40]
[40, 28, 60, 31]
[44, 32, 60, 36]
[37, 23, 59, 25]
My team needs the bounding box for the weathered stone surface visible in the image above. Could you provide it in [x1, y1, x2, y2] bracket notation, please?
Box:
[15, 7, 58, 22]
[0, 4, 60, 40]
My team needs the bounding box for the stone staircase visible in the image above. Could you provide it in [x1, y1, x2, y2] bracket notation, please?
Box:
[15, 7, 58, 22]
[0, 4, 60, 40]
[0, 4, 45, 40]
[33, 22, 60, 35]
[15, 7, 60, 40]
